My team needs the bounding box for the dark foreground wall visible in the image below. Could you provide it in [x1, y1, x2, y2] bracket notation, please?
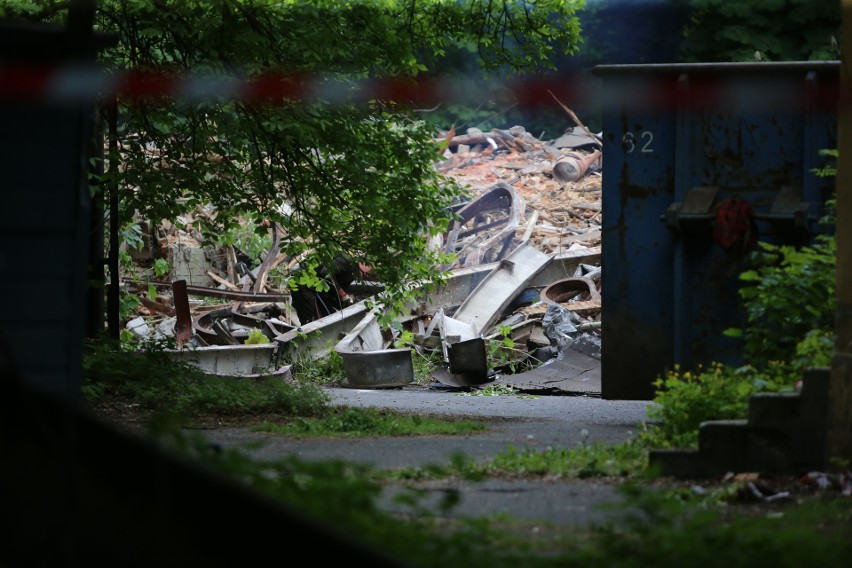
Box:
[0, 345, 405, 567]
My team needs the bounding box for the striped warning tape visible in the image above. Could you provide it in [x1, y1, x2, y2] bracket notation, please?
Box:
[0, 63, 569, 105]
[0, 62, 844, 111]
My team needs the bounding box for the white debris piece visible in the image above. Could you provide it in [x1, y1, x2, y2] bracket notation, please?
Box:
[126, 316, 150, 338]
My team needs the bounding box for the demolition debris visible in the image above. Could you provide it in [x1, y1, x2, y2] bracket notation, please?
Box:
[119, 122, 604, 393]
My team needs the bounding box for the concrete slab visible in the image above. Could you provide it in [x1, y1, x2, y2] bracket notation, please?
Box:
[495, 348, 602, 395]
[452, 242, 551, 335]
[165, 343, 290, 378]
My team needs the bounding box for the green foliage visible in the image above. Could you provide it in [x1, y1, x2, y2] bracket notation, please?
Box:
[156, 425, 852, 566]
[121, 222, 145, 253]
[289, 347, 347, 386]
[411, 347, 442, 385]
[253, 405, 485, 437]
[643, 363, 774, 448]
[390, 326, 444, 385]
[84, 337, 484, 438]
[792, 329, 834, 370]
[156, 430, 400, 538]
[488, 324, 515, 361]
[217, 221, 273, 268]
[813, 148, 839, 179]
[117, 221, 145, 275]
[0, 0, 43, 17]
[83, 340, 330, 418]
[390, 436, 648, 482]
[486, 439, 648, 479]
[392, 328, 416, 349]
[586, 484, 852, 568]
[244, 328, 271, 344]
[118, 293, 142, 322]
[486, 324, 532, 375]
[680, 0, 840, 62]
[152, 258, 170, 278]
[44, 0, 578, 321]
[647, 246, 835, 446]
[731, 237, 836, 367]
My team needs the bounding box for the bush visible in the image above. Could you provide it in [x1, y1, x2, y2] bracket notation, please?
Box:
[643, 363, 765, 448]
[83, 340, 330, 419]
[728, 237, 836, 367]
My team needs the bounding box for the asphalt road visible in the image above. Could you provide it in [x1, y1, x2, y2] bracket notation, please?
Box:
[200, 384, 654, 529]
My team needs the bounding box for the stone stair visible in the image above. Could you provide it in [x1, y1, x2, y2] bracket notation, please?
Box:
[648, 367, 830, 479]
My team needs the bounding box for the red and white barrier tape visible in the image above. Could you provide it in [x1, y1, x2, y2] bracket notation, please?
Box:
[0, 62, 843, 111]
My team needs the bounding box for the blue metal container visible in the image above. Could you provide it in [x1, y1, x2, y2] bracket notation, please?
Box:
[593, 62, 838, 400]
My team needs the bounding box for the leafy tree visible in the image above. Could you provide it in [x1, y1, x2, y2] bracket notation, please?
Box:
[678, 0, 840, 62]
[3, 0, 585, 323]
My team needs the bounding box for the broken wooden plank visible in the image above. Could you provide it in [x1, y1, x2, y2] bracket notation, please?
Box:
[252, 223, 281, 294]
[521, 209, 540, 243]
[521, 299, 601, 319]
[139, 296, 176, 317]
[207, 270, 239, 291]
[225, 244, 237, 284]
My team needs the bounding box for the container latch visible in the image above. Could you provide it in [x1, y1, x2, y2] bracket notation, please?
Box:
[664, 186, 719, 231]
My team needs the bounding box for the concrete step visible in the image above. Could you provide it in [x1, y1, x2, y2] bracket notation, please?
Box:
[648, 367, 831, 479]
[697, 419, 751, 474]
[748, 392, 801, 432]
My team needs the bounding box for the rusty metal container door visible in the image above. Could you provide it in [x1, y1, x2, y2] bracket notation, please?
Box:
[594, 62, 838, 400]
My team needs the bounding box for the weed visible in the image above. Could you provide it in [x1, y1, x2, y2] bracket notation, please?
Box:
[644, 148, 837, 450]
[643, 363, 767, 448]
[388, 436, 649, 482]
[456, 383, 524, 397]
[153, 258, 170, 278]
[135, 419, 852, 568]
[252, 406, 486, 437]
[647, 233, 835, 445]
[244, 328, 271, 344]
[388, 451, 487, 482]
[411, 347, 442, 385]
[392, 329, 416, 349]
[486, 324, 529, 374]
[118, 293, 142, 323]
[586, 483, 852, 568]
[485, 438, 649, 479]
[289, 345, 346, 386]
[392, 328, 442, 385]
[83, 339, 330, 419]
[729, 237, 836, 367]
[216, 221, 273, 267]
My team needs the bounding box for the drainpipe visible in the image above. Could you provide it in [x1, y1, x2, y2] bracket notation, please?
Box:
[827, 0, 852, 464]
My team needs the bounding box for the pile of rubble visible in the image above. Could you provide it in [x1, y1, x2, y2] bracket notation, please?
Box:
[437, 124, 602, 263]
[122, 121, 605, 387]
